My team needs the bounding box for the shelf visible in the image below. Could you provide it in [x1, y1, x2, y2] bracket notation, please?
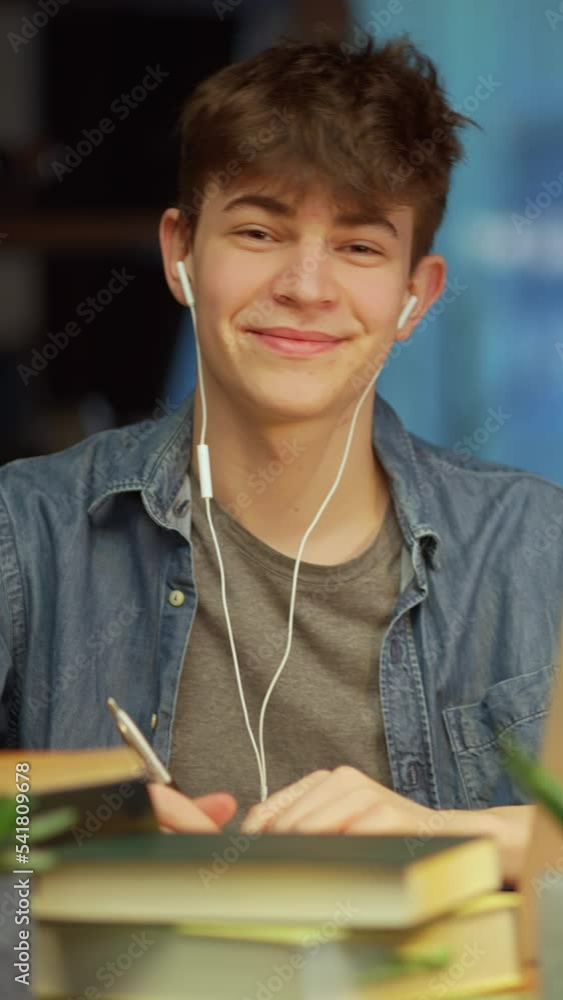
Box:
[1, 212, 162, 251]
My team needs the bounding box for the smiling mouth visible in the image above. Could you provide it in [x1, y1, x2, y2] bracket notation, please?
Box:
[247, 326, 343, 343]
[245, 328, 347, 356]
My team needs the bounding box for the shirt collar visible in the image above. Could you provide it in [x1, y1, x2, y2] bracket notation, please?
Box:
[89, 391, 442, 570]
[372, 394, 442, 571]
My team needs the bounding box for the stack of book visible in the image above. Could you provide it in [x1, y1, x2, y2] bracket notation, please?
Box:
[34, 888, 523, 1000]
[10, 750, 524, 998]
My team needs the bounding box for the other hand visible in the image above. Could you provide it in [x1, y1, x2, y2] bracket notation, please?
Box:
[148, 783, 238, 833]
[240, 767, 433, 835]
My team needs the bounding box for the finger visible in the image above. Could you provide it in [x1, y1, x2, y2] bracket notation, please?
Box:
[147, 783, 220, 833]
[240, 771, 331, 834]
[343, 812, 387, 834]
[272, 784, 380, 834]
[343, 803, 418, 835]
[256, 766, 370, 833]
[194, 792, 238, 828]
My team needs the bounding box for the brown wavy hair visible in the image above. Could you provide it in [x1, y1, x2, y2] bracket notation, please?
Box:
[176, 34, 480, 274]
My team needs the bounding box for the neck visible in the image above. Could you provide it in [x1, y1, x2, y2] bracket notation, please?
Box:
[190, 384, 390, 565]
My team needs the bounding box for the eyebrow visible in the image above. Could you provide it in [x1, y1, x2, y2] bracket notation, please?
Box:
[221, 194, 400, 240]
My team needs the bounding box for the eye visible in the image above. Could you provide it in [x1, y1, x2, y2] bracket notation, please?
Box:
[345, 244, 381, 255]
[236, 228, 273, 241]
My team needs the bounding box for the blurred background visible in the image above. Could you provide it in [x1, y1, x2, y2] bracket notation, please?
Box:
[0, 0, 562, 481]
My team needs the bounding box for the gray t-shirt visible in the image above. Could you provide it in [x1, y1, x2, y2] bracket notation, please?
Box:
[169, 467, 403, 829]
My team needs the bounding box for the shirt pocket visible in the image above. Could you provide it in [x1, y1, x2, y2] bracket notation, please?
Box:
[442, 664, 555, 809]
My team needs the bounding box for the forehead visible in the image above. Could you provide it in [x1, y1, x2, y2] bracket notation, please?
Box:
[209, 176, 413, 239]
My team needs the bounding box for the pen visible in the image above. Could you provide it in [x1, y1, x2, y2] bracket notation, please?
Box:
[106, 696, 180, 791]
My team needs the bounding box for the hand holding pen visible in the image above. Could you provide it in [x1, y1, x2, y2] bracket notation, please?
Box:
[106, 697, 237, 833]
[106, 697, 180, 789]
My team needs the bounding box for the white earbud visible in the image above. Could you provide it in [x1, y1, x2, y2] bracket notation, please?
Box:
[397, 293, 418, 331]
[176, 260, 194, 308]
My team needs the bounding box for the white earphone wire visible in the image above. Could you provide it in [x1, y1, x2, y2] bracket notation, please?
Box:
[175, 259, 417, 800]
[177, 262, 268, 794]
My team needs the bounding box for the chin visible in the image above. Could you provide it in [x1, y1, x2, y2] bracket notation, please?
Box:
[238, 374, 346, 423]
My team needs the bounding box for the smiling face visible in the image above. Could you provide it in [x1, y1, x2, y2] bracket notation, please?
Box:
[161, 179, 445, 423]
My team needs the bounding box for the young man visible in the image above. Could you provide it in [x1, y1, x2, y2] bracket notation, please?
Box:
[1, 36, 562, 884]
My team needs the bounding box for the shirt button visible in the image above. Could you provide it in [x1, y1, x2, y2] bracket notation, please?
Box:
[168, 589, 185, 607]
[150, 712, 158, 730]
[174, 499, 190, 517]
[407, 761, 420, 788]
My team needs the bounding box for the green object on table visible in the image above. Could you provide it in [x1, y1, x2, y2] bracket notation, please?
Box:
[498, 731, 563, 825]
[355, 946, 452, 985]
[0, 796, 79, 871]
[0, 799, 17, 843]
[30, 802, 80, 842]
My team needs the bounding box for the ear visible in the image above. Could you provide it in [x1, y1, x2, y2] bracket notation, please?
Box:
[395, 254, 447, 342]
[159, 207, 195, 307]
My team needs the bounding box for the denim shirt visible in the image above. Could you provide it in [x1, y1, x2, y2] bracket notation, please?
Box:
[1, 392, 562, 811]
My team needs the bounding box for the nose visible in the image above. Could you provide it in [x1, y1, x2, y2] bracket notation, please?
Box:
[271, 239, 338, 308]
